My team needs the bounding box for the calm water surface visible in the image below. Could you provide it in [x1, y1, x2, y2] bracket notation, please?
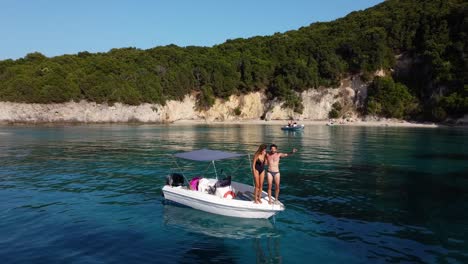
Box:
[0, 124, 467, 263]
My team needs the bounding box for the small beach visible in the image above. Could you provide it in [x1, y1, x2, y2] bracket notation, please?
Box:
[172, 119, 442, 128]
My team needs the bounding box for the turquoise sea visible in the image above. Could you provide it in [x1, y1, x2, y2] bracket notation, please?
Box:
[0, 124, 467, 263]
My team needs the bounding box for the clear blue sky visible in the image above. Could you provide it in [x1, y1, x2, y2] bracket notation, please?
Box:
[0, 0, 384, 60]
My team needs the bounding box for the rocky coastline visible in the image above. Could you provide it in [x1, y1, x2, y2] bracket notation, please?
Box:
[0, 78, 465, 127]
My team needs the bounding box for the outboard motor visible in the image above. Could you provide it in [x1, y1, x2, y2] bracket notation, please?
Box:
[166, 173, 185, 187]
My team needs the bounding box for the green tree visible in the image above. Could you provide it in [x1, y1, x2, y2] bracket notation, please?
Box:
[196, 85, 216, 110]
[0, 0, 465, 121]
[366, 77, 417, 118]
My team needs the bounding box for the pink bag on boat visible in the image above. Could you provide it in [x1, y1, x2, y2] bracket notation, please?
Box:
[189, 177, 202, 190]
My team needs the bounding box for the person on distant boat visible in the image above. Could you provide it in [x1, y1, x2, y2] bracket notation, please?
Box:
[293, 121, 297, 127]
[252, 144, 267, 204]
[266, 144, 297, 204]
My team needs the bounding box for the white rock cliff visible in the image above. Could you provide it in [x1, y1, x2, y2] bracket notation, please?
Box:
[0, 77, 368, 123]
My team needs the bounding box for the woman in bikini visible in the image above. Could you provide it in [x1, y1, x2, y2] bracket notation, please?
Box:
[252, 144, 267, 204]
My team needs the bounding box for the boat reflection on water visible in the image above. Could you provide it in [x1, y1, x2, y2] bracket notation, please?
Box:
[163, 203, 280, 239]
[254, 237, 282, 264]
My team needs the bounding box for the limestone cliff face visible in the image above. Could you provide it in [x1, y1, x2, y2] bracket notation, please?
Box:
[0, 98, 198, 123]
[266, 76, 367, 121]
[0, 76, 368, 123]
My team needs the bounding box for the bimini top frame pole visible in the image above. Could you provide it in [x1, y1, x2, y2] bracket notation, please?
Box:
[212, 160, 218, 179]
[247, 153, 254, 187]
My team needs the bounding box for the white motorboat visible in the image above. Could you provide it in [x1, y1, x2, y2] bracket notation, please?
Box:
[162, 149, 285, 219]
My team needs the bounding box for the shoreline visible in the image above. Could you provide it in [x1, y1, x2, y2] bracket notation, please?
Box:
[172, 119, 444, 128]
[1, 95, 466, 128]
[0, 119, 456, 128]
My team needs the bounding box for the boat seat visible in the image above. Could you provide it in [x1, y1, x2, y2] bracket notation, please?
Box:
[236, 191, 254, 201]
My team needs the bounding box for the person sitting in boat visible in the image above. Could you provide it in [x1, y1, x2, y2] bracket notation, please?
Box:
[287, 121, 292, 127]
[292, 121, 297, 127]
[266, 144, 297, 204]
[252, 144, 267, 204]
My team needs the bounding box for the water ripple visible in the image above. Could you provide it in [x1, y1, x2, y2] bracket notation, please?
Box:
[0, 124, 467, 263]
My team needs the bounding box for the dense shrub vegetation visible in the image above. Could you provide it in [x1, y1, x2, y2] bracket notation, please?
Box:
[366, 77, 417, 118]
[0, 0, 466, 120]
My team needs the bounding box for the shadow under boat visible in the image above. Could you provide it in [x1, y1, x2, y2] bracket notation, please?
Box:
[163, 203, 280, 239]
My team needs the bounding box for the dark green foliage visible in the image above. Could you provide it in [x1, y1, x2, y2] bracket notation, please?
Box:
[329, 109, 340, 119]
[366, 77, 417, 119]
[329, 102, 342, 118]
[233, 107, 242, 116]
[439, 89, 468, 117]
[332, 102, 342, 112]
[0, 0, 466, 119]
[196, 85, 215, 110]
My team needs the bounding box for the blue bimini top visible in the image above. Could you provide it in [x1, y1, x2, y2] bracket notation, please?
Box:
[173, 149, 246, 162]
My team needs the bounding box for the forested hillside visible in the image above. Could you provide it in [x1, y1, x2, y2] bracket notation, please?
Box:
[0, 0, 466, 121]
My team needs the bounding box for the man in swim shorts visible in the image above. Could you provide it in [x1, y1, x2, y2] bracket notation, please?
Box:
[266, 144, 297, 204]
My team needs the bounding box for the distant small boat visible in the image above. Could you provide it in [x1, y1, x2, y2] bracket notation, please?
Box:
[281, 124, 305, 131]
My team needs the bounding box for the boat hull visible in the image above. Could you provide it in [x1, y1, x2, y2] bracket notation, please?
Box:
[281, 125, 304, 131]
[162, 181, 284, 219]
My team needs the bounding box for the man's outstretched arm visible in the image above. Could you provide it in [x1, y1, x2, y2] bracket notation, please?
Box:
[280, 148, 297, 157]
